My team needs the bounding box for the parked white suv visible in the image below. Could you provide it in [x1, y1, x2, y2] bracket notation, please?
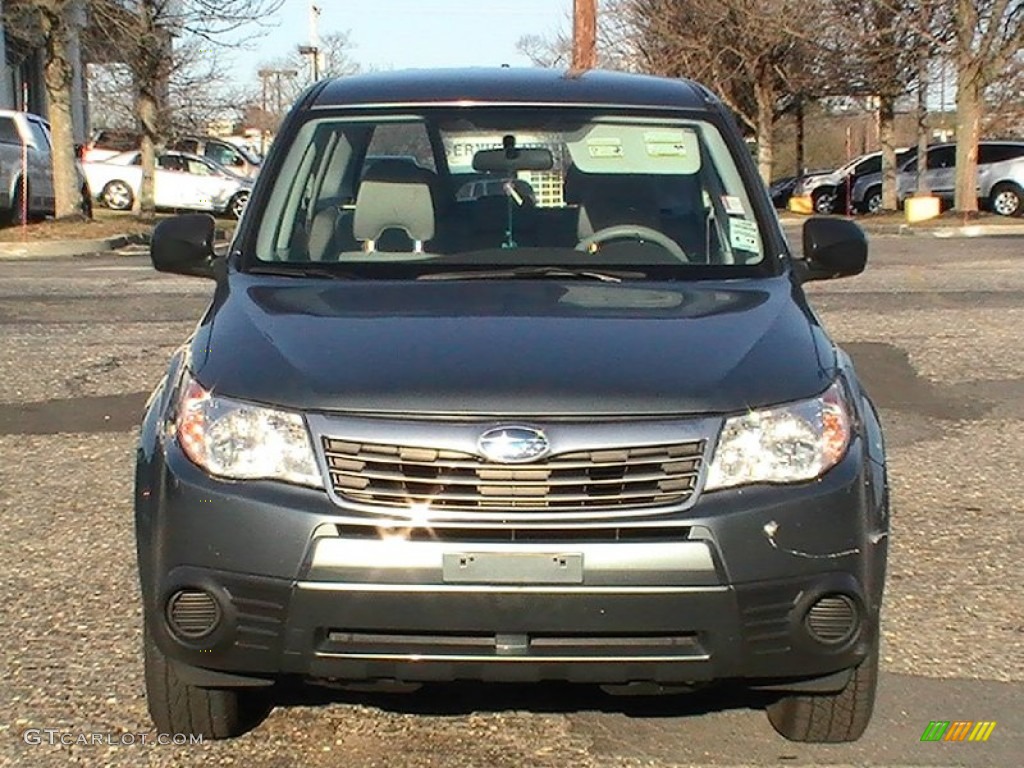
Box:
[0, 109, 89, 225]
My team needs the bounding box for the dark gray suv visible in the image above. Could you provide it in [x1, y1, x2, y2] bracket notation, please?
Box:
[136, 68, 889, 745]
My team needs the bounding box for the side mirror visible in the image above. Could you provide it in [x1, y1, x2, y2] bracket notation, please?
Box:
[151, 214, 217, 279]
[798, 217, 867, 281]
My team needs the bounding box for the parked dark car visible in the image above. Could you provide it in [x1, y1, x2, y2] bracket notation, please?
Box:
[137, 68, 888, 745]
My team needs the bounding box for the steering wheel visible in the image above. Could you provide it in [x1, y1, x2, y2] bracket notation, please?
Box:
[575, 224, 689, 263]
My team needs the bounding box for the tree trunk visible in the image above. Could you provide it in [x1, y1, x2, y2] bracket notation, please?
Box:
[755, 85, 774, 184]
[879, 95, 897, 211]
[953, 63, 982, 215]
[40, 5, 83, 219]
[794, 96, 805, 179]
[916, 52, 929, 194]
[135, 87, 159, 219]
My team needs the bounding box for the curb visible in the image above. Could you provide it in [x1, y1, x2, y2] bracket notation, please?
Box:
[778, 216, 1024, 237]
[0, 232, 148, 260]
[0, 227, 231, 260]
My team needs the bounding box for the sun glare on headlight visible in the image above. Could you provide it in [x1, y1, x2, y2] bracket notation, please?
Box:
[175, 374, 323, 488]
[705, 380, 851, 491]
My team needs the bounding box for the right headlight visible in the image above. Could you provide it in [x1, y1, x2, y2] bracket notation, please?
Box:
[704, 380, 852, 491]
[174, 374, 322, 488]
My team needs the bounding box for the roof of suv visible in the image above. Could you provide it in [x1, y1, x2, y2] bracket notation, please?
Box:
[312, 68, 713, 111]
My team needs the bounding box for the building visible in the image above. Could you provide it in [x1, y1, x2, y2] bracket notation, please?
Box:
[0, 0, 91, 142]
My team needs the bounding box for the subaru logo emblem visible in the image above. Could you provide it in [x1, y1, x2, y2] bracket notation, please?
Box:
[477, 426, 550, 464]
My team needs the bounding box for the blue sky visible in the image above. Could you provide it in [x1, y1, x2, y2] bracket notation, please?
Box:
[228, 0, 572, 88]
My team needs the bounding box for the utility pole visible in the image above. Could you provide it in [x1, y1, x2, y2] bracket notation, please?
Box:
[571, 0, 597, 71]
[299, 2, 322, 82]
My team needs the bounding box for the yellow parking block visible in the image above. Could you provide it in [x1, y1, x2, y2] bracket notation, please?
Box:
[787, 195, 813, 215]
[905, 195, 940, 223]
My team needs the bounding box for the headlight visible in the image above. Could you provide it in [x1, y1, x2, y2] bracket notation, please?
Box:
[175, 376, 322, 488]
[705, 380, 851, 491]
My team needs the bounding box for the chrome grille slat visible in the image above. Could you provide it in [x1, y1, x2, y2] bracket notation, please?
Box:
[322, 437, 705, 512]
[328, 467, 698, 487]
[333, 487, 694, 504]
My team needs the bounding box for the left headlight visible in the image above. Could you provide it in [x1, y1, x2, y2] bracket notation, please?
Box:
[704, 380, 852, 491]
[175, 375, 323, 488]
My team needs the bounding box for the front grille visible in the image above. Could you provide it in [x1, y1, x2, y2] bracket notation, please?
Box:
[322, 437, 705, 512]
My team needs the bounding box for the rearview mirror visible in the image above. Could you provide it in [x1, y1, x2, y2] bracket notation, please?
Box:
[151, 214, 217, 279]
[798, 217, 867, 282]
[473, 147, 553, 173]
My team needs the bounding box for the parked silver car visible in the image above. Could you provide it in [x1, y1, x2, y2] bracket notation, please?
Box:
[851, 141, 1024, 216]
[0, 109, 89, 225]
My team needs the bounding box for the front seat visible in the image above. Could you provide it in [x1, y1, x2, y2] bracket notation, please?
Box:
[352, 159, 439, 253]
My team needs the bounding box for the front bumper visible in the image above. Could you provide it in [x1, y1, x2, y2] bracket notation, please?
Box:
[137, 438, 888, 688]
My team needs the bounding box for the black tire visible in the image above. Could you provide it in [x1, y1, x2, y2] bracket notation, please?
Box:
[989, 182, 1022, 217]
[3, 178, 29, 225]
[765, 637, 879, 743]
[863, 187, 883, 215]
[812, 188, 837, 215]
[228, 191, 249, 220]
[143, 622, 273, 739]
[102, 180, 134, 211]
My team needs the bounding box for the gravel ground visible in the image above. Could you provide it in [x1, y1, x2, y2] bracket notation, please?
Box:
[1, 237, 1021, 767]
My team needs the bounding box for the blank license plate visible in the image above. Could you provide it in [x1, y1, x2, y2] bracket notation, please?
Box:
[442, 552, 583, 584]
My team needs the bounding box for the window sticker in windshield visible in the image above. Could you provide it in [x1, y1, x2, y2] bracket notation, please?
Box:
[729, 219, 760, 253]
[722, 195, 745, 216]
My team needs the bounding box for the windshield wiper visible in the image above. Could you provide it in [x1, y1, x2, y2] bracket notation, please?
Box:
[244, 264, 355, 279]
[417, 266, 646, 283]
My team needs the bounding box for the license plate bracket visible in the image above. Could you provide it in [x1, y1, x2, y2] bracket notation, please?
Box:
[442, 552, 583, 584]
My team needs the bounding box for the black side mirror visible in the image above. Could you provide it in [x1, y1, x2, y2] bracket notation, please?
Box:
[151, 214, 217, 279]
[798, 217, 867, 281]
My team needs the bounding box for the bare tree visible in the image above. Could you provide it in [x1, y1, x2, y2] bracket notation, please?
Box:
[243, 30, 358, 133]
[517, 1, 635, 70]
[3, 0, 85, 219]
[813, 1, 943, 211]
[947, 0, 1024, 213]
[623, 0, 817, 182]
[89, 0, 282, 218]
[89, 43, 242, 135]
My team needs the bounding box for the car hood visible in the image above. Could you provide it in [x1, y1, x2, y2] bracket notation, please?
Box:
[192, 274, 837, 417]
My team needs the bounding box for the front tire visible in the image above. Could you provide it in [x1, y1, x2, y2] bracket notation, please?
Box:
[765, 636, 879, 743]
[2, 178, 29, 225]
[102, 180, 134, 211]
[143, 622, 272, 739]
[812, 188, 837, 215]
[990, 182, 1022, 217]
[863, 187, 883, 215]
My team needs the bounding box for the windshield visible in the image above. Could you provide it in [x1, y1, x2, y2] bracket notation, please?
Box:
[252, 108, 770, 277]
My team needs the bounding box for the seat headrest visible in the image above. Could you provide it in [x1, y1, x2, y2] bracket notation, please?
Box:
[353, 160, 436, 245]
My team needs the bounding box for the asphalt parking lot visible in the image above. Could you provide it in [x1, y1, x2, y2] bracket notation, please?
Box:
[0, 234, 1022, 767]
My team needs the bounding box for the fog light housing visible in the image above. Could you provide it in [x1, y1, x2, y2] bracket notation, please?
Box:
[805, 595, 858, 644]
[166, 589, 221, 639]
